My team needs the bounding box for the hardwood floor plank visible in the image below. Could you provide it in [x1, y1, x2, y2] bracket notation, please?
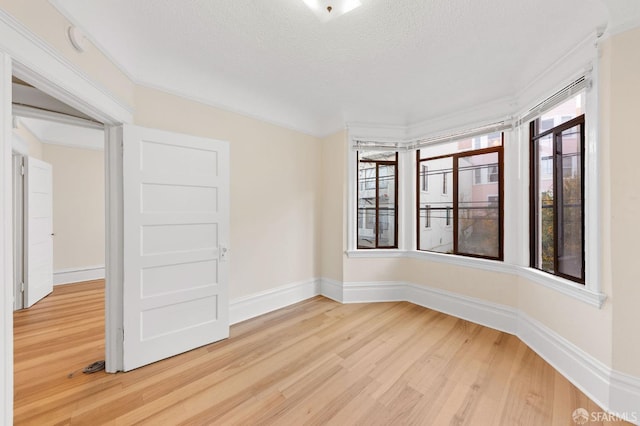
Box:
[14, 280, 629, 425]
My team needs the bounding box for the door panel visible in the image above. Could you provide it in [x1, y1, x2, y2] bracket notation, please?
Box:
[122, 125, 229, 371]
[24, 157, 53, 308]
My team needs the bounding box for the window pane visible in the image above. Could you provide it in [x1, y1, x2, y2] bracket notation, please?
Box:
[357, 151, 398, 249]
[558, 125, 583, 280]
[418, 133, 502, 159]
[357, 159, 376, 248]
[418, 157, 453, 253]
[378, 164, 396, 247]
[535, 133, 555, 273]
[458, 152, 500, 257]
[538, 93, 585, 133]
[360, 151, 396, 162]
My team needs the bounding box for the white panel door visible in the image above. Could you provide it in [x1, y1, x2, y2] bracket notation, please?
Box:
[24, 157, 53, 308]
[122, 125, 229, 371]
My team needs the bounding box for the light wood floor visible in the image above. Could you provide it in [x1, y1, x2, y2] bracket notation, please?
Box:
[14, 280, 625, 425]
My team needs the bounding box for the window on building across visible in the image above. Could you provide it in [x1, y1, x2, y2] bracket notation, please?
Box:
[421, 164, 429, 192]
[357, 151, 398, 249]
[442, 172, 448, 194]
[530, 95, 585, 283]
[417, 133, 503, 259]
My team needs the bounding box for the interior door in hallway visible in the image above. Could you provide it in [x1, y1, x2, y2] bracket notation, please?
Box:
[24, 156, 53, 308]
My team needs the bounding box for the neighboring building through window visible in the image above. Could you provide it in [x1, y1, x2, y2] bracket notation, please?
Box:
[530, 93, 585, 283]
[357, 151, 398, 249]
[541, 155, 553, 176]
[417, 133, 503, 259]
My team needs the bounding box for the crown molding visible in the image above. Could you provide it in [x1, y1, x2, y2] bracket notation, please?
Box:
[0, 8, 133, 125]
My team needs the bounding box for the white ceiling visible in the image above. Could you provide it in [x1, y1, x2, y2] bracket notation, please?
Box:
[12, 81, 94, 121]
[18, 117, 104, 150]
[49, 0, 634, 137]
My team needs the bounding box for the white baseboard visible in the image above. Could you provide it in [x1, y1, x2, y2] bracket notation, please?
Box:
[318, 277, 343, 303]
[53, 265, 105, 286]
[406, 282, 518, 335]
[228, 277, 640, 421]
[229, 278, 320, 325]
[609, 371, 640, 422]
[518, 312, 612, 412]
[343, 281, 406, 303]
[338, 280, 518, 334]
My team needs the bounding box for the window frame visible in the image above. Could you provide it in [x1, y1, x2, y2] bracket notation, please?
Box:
[529, 114, 586, 284]
[356, 151, 399, 249]
[416, 135, 504, 261]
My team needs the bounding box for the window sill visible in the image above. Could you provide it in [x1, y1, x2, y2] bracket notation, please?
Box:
[346, 249, 406, 258]
[517, 267, 606, 308]
[406, 250, 513, 274]
[344, 249, 607, 308]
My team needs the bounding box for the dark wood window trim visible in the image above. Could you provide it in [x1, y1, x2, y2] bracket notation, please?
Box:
[530, 115, 585, 284]
[357, 152, 399, 249]
[416, 137, 504, 261]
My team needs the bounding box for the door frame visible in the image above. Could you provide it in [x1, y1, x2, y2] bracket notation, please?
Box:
[12, 153, 24, 311]
[0, 11, 134, 424]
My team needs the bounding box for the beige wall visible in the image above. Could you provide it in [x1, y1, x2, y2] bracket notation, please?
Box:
[133, 86, 322, 300]
[605, 27, 640, 377]
[41, 144, 104, 271]
[517, 278, 612, 364]
[320, 130, 346, 282]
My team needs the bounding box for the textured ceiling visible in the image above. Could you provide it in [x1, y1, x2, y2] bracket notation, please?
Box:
[49, 0, 620, 136]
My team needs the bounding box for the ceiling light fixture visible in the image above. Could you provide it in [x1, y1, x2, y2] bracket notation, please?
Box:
[303, 0, 362, 22]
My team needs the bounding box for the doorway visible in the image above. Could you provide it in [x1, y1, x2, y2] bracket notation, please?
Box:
[11, 77, 106, 311]
[0, 27, 132, 420]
